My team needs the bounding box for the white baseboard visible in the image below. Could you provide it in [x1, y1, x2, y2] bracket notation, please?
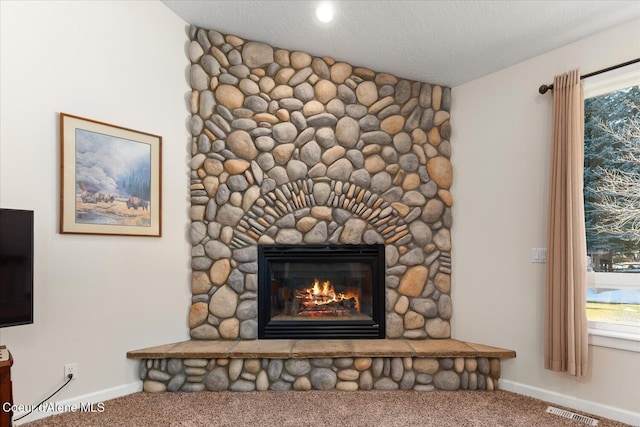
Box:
[12, 381, 143, 425]
[499, 379, 640, 426]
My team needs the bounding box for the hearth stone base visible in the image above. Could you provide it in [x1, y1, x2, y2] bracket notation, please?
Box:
[128, 339, 515, 393]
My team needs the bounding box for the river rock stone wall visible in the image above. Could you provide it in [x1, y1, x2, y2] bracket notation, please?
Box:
[141, 356, 500, 393]
[188, 25, 453, 340]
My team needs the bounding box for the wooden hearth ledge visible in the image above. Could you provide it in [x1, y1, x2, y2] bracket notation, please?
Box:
[127, 339, 515, 360]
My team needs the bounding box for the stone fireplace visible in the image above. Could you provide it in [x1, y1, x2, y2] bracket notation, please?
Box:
[257, 244, 385, 339]
[128, 26, 516, 395]
[188, 26, 453, 342]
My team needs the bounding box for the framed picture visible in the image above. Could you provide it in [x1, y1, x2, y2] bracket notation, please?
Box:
[60, 113, 162, 237]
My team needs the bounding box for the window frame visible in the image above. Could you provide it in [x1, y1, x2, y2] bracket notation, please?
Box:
[583, 63, 640, 353]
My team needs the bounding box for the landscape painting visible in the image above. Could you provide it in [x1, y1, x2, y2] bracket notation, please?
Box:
[60, 114, 161, 236]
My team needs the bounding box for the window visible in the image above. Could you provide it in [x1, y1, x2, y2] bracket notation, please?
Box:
[583, 64, 640, 351]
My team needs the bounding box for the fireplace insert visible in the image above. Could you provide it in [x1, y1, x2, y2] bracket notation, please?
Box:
[258, 244, 385, 339]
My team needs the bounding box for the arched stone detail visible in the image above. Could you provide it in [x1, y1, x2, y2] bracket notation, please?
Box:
[231, 179, 412, 249]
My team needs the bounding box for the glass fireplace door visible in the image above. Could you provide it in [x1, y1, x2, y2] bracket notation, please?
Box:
[258, 244, 385, 339]
[270, 261, 373, 321]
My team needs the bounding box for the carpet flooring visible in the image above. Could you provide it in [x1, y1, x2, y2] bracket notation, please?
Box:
[21, 390, 631, 427]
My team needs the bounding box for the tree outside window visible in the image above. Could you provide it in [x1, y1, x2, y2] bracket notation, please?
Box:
[584, 77, 640, 334]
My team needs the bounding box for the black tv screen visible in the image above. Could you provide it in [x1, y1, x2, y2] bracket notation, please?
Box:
[0, 208, 34, 328]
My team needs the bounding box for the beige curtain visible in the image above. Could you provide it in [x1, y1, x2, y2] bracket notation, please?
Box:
[544, 69, 589, 377]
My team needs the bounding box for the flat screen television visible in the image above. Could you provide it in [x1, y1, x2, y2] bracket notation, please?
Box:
[0, 208, 34, 328]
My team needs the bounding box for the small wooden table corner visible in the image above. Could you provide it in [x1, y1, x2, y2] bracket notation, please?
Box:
[0, 345, 13, 427]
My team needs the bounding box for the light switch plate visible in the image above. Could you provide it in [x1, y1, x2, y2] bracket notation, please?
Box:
[532, 248, 547, 263]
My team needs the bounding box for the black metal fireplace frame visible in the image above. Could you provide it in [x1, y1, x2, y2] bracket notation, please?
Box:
[258, 244, 385, 339]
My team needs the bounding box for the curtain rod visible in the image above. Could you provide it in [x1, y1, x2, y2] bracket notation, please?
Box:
[538, 57, 640, 94]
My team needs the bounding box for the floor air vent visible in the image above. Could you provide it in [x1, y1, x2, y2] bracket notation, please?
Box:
[546, 406, 599, 426]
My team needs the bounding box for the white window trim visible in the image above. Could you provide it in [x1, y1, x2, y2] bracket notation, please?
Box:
[588, 326, 640, 352]
[583, 62, 640, 99]
[584, 64, 640, 353]
[588, 271, 640, 289]
[587, 273, 640, 352]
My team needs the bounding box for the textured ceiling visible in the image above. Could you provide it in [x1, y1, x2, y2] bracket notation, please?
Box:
[161, 1, 640, 87]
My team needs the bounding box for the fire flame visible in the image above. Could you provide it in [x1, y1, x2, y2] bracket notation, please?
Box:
[296, 278, 360, 311]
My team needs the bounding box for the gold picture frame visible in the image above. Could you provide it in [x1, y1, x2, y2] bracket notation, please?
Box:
[60, 113, 162, 237]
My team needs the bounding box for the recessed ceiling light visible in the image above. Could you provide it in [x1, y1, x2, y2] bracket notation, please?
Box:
[316, 2, 333, 23]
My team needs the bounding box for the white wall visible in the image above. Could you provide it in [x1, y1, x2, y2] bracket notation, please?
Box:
[451, 19, 640, 423]
[0, 0, 190, 421]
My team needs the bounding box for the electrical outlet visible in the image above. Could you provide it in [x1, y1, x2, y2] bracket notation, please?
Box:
[64, 363, 78, 380]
